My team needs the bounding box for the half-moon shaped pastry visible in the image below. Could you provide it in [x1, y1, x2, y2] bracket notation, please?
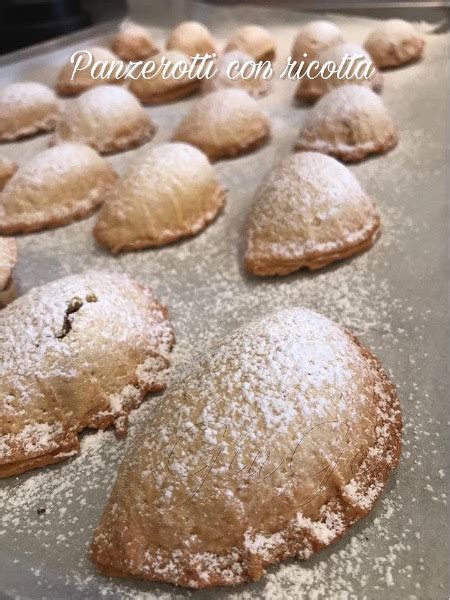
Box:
[112, 21, 159, 61]
[296, 85, 398, 162]
[295, 42, 382, 102]
[56, 46, 123, 96]
[245, 152, 381, 276]
[0, 143, 117, 234]
[364, 19, 425, 69]
[129, 50, 199, 104]
[225, 25, 276, 62]
[0, 237, 17, 308]
[53, 85, 156, 154]
[291, 20, 344, 65]
[0, 82, 60, 141]
[202, 50, 272, 98]
[0, 270, 174, 478]
[91, 306, 401, 588]
[0, 156, 17, 190]
[94, 142, 225, 253]
[172, 89, 270, 161]
[166, 21, 217, 57]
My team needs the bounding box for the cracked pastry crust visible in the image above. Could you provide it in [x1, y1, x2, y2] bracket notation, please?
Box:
[296, 85, 398, 162]
[295, 42, 383, 102]
[364, 19, 425, 69]
[0, 82, 61, 141]
[0, 142, 117, 235]
[172, 88, 271, 161]
[225, 25, 276, 62]
[129, 51, 200, 105]
[112, 21, 159, 61]
[166, 21, 218, 57]
[0, 156, 17, 190]
[56, 46, 123, 96]
[94, 142, 226, 253]
[91, 307, 401, 588]
[0, 270, 175, 478]
[245, 152, 381, 276]
[53, 85, 156, 154]
[0, 237, 17, 309]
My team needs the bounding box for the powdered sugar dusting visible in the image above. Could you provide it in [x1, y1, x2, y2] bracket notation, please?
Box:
[0, 269, 174, 470]
[0, 8, 447, 600]
[0, 82, 58, 110]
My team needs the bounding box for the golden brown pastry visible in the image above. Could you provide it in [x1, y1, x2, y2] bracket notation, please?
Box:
[0, 82, 60, 141]
[296, 85, 398, 162]
[112, 20, 159, 61]
[0, 143, 117, 235]
[225, 25, 276, 62]
[0, 270, 174, 478]
[291, 20, 344, 65]
[56, 46, 123, 96]
[94, 142, 225, 253]
[129, 50, 199, 104]
[172, 89, 270, 161]
[364, 19, 425, 68]
[53, 85, 156, 154]
[245, 152, 381, 276]
[91, 306, 401, 588]
[295, 42, 382, 102]
[166, 21, 217, 57]
[0, 237, 17, 308]
[0, 156, 17, 190]
[202, 50, 272, 98]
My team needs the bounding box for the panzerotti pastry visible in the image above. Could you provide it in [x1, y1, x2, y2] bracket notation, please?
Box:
[291, 21, 344, 65]
[56, 46, 123, 96]
[129, 50, 199, 104]
[0, 143, 117, 234]
[0, 237, 17, 308]
[172, 89, 270, 160]
[112, 21, 159, 61]
[225, 25, 276, 62]
[53, 85, 156, 154]
[245, 152, 381, 276]
[0, 82, 60, 141]
[0, 270, 174, 478]
[365, 19, 425, 68]
[166, 21, 217, 57]
[295, 42, 382, 102]
[202, 50, 272, 98]
[0, 156, 17, 190]
[296, 85, 398, 162]
[91, 306, 401, 588]
[94, 142, 225, 253]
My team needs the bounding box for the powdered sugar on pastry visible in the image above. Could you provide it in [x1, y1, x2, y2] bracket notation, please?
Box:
[0, 143, 117, 234]
[172, 88, 271, 160]
[295, 42, 382, 102]
[91, 307, 401, 587]
[0, 82, 60, 141]
[202, 50, 272, 98]
[0, 270, 175, 477]
[94, 142, 226, 253]
[245, 151, 381, 275]
[365, 19, 425, 68]
[53, 85, 156, 154]
[296, 85, 398, 161]
[112, 20, 159, 61]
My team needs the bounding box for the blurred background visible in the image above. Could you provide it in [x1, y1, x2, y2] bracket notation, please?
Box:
[0, 0, 448, 54]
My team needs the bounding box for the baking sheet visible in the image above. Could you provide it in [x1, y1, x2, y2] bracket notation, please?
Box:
[0, 4, 448, 599]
